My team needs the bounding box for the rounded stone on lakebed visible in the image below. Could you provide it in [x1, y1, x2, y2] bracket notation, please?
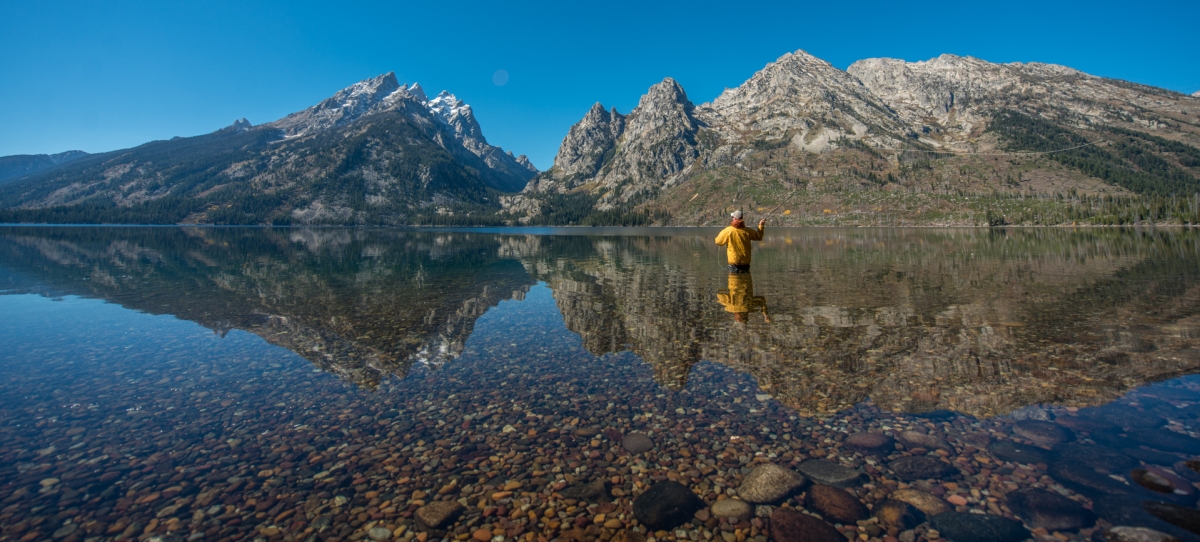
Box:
[889, 489, 951, 517]
[711, 499, 753, 521]
[1103, 526, 1184, 542]
[415, 500, 464, 529]
[873, 500, 924, 530]
[622, 433, 654, 454]
[1012, 419, 1074, 445]
[896, 430, 951, 451]
[930, 511, 1031, 542]
[989, 440, 1050, 465]
[796, 459, 866, 488]
[769, 507, 844, 542]
[632, 481, 704, 531]
[889, 455, 955, 481]
[805, 484, 868, 524]
[737, 463, 806, 503]
[1006, 488, 1096, 531]
[1052, 443, 1137, 472]
[1143, 501, 1200, 535]
[843, 432, 894, 454]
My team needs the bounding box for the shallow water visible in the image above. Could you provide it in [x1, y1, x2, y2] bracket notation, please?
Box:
[2, 226, 1200, 542]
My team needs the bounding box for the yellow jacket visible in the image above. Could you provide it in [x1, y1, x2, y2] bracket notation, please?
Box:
[715, 224, 764, 265]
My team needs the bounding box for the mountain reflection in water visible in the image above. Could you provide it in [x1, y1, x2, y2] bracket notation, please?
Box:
[1, 226, 1198, 419]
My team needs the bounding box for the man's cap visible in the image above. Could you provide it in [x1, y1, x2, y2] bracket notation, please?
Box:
[731, 210, 743, 219]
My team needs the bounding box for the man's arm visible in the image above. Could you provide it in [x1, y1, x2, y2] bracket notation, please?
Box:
[715, 228, 730, 246]
[751, 220, 766, 240]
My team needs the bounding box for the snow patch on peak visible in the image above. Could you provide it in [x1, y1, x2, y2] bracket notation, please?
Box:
[408, 83, 428, 103]
[427, 91, 470, 124]
[1192, 90, 1200, 98]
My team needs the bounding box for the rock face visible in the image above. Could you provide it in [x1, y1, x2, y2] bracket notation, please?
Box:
[525, 78, 704, 210]
[1012, 419, 1073, 445]
[737, 464, 806, 503]
[1, 72, 537, 225]
[769, 508, 844, 542]
[632, 481, 705, 531]
[847, 54, 1187, 147]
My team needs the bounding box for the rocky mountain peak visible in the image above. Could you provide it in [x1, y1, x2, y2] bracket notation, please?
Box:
[700, 49, 908, 151]
[220, 118, 254, 133]
[1193, 90, 1200, 98]
[550, 102, 626, 179]
[407, 82, 428, 103]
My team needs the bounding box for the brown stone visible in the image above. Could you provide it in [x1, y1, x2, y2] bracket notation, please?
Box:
[889, 489, 951, 517]
[873, 500, 924, 530]
[769, 508, 844, 542]
[843, 432, 895, 455]
[805, 484, 868, 524]
[415, 501, 464, 529]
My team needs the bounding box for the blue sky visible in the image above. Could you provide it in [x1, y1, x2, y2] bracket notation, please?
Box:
[2, 0, 1197, 169]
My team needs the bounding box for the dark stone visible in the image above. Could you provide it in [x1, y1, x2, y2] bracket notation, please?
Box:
[1053, 443, 1138, 472]
[1133, 469, 1178, 494]
[769, 508, 844, 542]
[1006, 488, 1096, 531]
[843, 432, 894, 455]
[889, 456, 954, 481]
[989, 440, 1050, 465]
[1092, 496, 1200, 542]
[622, 433, 654, 454]
[1103, 526, 1184, 542]
[805, 484, 868, 524]
[929, 512, 1031, 542]
[1049, 461, 1132, 496]
[632, 481, 704, 531]
[1085, 407, 1166, 430]
[1128, 430, 1200, 454]
[873, 500, 924, 530]
[916, 410, 958, 420]
[1013, 419, 1074, 445]
[560, 478, 610, 502]
[1144, 502, 1200, 536]
[796, 459, 866, 488]
[1122, 447, 1185, 467]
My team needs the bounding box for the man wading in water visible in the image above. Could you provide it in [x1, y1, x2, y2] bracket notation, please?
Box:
[715, 210, 766, 273]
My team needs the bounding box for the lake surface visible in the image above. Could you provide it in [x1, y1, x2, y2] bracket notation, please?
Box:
[2, 226, 1200, 542]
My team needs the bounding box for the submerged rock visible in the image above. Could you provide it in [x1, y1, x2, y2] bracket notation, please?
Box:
[874, 500, 924, 530]
[929, 512, 1031, 542]
[1005, 488, 1096, 531]
[796, 459, 866, 487]
[1104, 526, 1183, 542]
[989, 440, 1050, 465]
[805, 484, 868, 524]
[890, 456, 954, 481]
[622, 433, 654, 453]
[843, 432, 894, 455]
[632, 481, 704, 531]
[1144, 501, 1200, 536]
[769, 507, 844, 542]
[1012, 419, 1073, 445]
[415, 501, 464, 529]
[737, 464, 806, 503]
[889, 489, 951, 517]
[560, 478, 611, 501]
[711, 499, 753, 521]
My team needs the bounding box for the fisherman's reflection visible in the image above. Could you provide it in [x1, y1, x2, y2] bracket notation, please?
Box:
[717, 272, 770, 323]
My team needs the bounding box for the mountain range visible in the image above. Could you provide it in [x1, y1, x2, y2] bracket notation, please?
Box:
[1, 51, 1198, 226]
